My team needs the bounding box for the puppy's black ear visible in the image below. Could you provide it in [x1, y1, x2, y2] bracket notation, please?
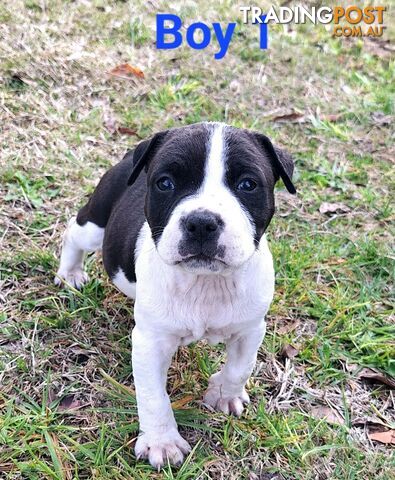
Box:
[127, 130, 168, 186]
[253, 133, 296, 194]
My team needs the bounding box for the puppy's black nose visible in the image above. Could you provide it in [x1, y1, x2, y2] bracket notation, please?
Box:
[183, 211, 220, 240]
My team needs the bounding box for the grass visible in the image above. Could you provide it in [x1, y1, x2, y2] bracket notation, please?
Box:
[1, 0, 394, 478]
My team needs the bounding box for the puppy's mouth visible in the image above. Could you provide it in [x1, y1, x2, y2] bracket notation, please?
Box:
[176, 254, 227, 271]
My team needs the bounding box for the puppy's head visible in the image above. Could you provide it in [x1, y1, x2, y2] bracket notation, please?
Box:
[128, 123, 295, 274]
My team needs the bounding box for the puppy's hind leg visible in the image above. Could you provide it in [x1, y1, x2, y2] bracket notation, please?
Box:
[54, 217, 104, 289]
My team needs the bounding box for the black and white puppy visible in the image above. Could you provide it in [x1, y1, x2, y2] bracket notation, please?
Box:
[55, 122, 296, 469]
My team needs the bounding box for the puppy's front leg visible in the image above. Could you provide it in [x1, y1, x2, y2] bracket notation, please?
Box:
[132, 327, 191, 469]
[203, 324, 266, 416]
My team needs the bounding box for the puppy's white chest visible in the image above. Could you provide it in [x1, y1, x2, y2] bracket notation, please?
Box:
[134, 235, 275, 345]
[171, 275, 244, 342]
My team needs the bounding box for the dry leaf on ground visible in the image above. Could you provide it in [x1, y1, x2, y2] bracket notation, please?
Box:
[171, 395, 195, 409]
[273, 110, 305, 122]
[357, 367, 395, 389]
[310, 406, 345, 425]
[352, 416, 389, 428]
[117, 126, 138, 136]
[103, 114, 138, 137]
[109, 63, 145, 79]
[58, 395, 83, 411]
[280, 343, 299, 359]
[368, 429, 395, 444]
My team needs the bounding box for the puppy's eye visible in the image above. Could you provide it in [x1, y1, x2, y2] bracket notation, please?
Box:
[237, 178, 257, 192]
[156, 176, 175, 191]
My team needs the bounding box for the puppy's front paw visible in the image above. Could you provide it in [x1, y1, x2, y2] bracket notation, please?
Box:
[203, 382, 250, 416]
[54, 269, 89, 289]
[135, 428, 191, 470]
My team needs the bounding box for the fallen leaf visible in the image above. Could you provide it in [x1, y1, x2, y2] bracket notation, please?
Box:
[102, 111, 138, 138]
[368, 429, 395, 444]
[109, 63, 145, 79]
[352, 416, 389, 428]
[319, 202, 350, 215]
[358, 367, 395, 389]
[171, 395, 194, 409]
[310, 406, 345, 425]
[277, 319, 300, 335]
[117, 126, 138, 136]
[273, 111, 305, 122]
[280, 343, 299, 359]
[58, 395, 82, 411]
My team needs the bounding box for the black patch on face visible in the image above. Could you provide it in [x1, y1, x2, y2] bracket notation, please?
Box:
[144, 123, 210, 245]
[223, 128, 277, 244]
[178, 209, 225, 259]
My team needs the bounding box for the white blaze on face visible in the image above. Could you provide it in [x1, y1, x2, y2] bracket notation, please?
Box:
[203, 123, 226, 198]
[156, 123, 256, 270]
